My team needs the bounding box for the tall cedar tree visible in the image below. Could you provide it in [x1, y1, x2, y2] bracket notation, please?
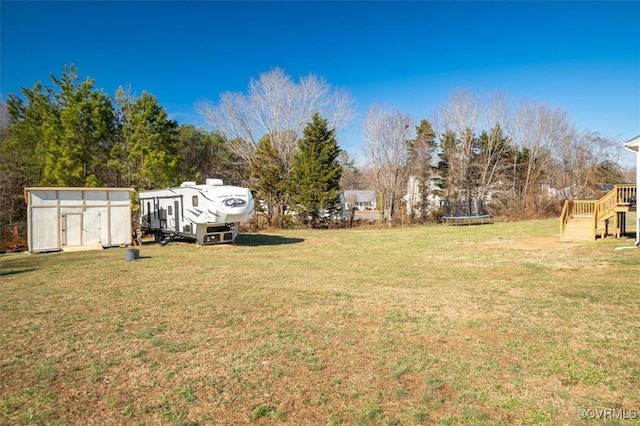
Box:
[41, 66, 116, 186]
[5, 83, 51, 187]
[407, 119, 437, 221]
[111, 90, 180, 190]
[249, 135, 288, 227]
[289, 113, 342, 226]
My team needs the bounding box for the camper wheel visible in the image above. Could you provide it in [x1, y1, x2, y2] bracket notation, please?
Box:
[154, 231, 162, 244]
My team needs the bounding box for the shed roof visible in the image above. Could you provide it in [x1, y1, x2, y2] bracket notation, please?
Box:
[25, 187, 135, 192]
[24, 187, 135, 203]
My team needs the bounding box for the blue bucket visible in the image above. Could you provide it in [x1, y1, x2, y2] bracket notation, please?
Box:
[125, 248, 140, 261]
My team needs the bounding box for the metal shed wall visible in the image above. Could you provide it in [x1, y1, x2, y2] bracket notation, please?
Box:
[25, 187, 134, 253]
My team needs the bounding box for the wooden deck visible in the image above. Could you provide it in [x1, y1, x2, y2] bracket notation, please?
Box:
[560, 184, 636, 241]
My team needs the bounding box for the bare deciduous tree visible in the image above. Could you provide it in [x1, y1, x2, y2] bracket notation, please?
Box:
[441, 89, 480, 137]
[474, 92, 512, 202]
[512, 101, 573, 212]
[363, 105, 414, 224]
[552, 131, 621, 198]
[197, 68, 356, 169]
[436, 90, 481, 212]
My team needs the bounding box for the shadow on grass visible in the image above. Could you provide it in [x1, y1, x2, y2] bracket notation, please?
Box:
[0, 268, 37, 277]
[235, 234, 304, 246]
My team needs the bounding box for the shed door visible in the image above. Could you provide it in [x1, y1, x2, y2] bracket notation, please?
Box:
[82, 209, 103, 246]
[62, 213, 82, 246]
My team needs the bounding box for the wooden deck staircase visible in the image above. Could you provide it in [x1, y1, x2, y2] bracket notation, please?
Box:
[560, 184, 636, 241]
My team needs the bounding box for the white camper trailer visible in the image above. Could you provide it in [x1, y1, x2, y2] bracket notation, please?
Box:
[139, 179, 254, 245]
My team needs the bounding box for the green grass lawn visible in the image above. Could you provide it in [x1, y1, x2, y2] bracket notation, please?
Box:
[1, 219, 639, 425]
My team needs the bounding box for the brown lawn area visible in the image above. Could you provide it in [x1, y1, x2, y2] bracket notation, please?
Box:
[1, 219, 639, 425]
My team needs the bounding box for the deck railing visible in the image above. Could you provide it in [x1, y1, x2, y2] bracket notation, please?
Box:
[596, 189, 618, 223]
[560, 184, 636, 240]
[560, 199, 596, 238]
[615, 184, 636, 206]
[596, 184, 636, 231]
[560, 200, 569, 237]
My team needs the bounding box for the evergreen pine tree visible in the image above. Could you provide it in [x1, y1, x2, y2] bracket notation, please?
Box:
[408, 119, 437, 222]
[39, 65, 116, 187]
[289, 113, 342, 226]
[111, 90, 180, 190]
[250, 135, 288, 227]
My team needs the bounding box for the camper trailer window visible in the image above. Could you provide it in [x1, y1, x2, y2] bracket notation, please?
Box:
[192, 196, 198, 207]
[168, 206, 173, 216]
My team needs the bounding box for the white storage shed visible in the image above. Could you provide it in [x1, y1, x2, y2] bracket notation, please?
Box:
[25, 187, 134, 253]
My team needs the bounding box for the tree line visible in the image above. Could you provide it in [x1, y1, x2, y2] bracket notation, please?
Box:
[363, 90, 628, 223]
[197, 69, 627, 225]
[0, 66, 248, 240]
[0, 66, 630, 244]
[0, 66, 347, 240]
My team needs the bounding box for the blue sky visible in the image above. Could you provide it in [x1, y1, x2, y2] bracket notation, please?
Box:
[1, 1, 639, 164]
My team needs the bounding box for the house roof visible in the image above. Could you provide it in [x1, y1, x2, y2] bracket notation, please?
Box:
[625, 135, 640, 153]
[343, 190, 376, 202]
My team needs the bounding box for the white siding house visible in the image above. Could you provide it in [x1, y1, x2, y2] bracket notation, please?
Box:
[341, 190, 377, 211]
[403, 176, 443, 218]
[25, 187, 134, 253]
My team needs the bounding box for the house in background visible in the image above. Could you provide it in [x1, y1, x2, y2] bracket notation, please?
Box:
[341, 190, 377, 211]
[403, 176, 444, 218]
[340, 190, 378, 221]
